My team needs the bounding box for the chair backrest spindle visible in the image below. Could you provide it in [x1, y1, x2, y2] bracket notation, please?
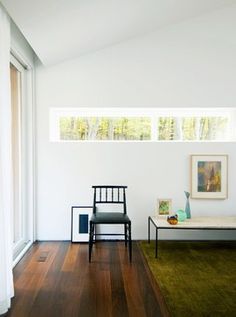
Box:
[92, 185, 127, 213]
[123, 188, 127, 214]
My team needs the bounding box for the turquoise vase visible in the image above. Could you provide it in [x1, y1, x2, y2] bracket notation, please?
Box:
[184, 191, 191, 219]
[176, 209, 187, 222]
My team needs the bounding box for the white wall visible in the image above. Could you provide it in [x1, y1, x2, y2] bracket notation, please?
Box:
[35, 6, 236, 240]
[11, 20, 35, 67]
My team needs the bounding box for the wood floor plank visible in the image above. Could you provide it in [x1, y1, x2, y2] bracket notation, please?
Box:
[8, 242, 61, 317]
[109, 242, 130, 317]
[61, 243, 80, 272]
[6, 241, 165, 317]
[28, 243, 69, 317]
[118, 245, 147, 317]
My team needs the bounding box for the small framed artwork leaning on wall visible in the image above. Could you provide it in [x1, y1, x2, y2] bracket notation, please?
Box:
[71, 206, 93, 242]
[157, 199, 172, 215]
[191, 154, 228, 199]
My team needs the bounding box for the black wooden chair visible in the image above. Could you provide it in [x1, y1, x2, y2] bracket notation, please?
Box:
[89, 185, 132, 262]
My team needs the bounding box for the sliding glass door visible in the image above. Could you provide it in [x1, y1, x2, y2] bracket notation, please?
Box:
[10, 54, 31, 260]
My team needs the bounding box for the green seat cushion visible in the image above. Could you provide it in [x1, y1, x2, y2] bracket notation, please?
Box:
[91, 212, 130, 224]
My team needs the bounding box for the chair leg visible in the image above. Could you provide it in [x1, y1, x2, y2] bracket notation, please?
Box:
[89, 221, 94, 262]
[124, 223, 127, 247]
[128, 222, 132, 263]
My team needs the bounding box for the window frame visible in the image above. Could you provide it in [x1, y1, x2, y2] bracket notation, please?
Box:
[50, 107, 236, 142]
[10, 52, 34, 263]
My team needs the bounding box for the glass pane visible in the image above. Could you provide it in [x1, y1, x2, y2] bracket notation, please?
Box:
[199, 117, 228, 140]
[59, 117, 151, 141]
[157, 116, 229, 141]
[10, 63, 22, 245]
[158, 117, 176, 140]
[182, 117, 197, 140]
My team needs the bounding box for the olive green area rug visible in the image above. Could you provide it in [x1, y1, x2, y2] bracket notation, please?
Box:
[140, 241, 236, 317]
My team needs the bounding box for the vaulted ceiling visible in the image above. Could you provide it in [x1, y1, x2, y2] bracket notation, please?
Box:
[2, 0, 236, 65]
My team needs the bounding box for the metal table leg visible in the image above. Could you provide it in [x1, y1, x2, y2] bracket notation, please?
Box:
[155, 227, 158, 258]
[148, 216, 150, 243]
[148, 216, 159, 258]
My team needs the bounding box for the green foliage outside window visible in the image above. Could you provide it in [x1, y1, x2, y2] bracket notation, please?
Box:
[158, 117, 176, 140]
[60, 117, 151, 141]
[199, 117, 228, 140]
[158, 117, 228, 141]
[182, 118, 196, 140]
[59, 115, 229, 141]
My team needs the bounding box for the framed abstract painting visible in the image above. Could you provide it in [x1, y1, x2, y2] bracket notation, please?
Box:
[71, 206, 93, 242]
[191, 155, 228, 199]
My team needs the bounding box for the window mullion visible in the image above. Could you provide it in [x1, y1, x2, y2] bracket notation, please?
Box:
[151, 116, 158, 141]
[175, 117, 182, 140]
[195, 117, 200, 141]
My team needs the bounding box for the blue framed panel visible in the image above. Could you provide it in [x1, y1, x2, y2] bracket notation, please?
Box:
[79, 214, 89, 233]
[71, 206, 93, 242]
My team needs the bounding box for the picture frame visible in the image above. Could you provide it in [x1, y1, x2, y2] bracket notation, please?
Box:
[191, 154, 228, 199]
[71, 206, 93, 242]
[157, 199, 172, 215]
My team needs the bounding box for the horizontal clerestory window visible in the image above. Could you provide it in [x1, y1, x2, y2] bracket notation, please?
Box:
[50, 108, 236, 142]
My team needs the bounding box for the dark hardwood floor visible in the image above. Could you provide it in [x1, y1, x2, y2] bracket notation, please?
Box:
[6, 241, 168, 317]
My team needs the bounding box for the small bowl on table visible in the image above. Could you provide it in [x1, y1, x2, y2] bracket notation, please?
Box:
[167, 215, 178, 225]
